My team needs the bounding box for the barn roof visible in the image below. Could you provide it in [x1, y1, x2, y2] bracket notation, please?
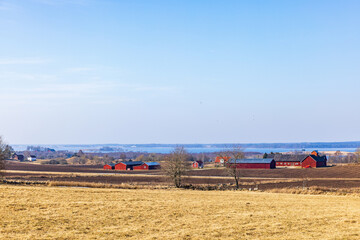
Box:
[228, 158, 274, 164]
[145, 162, 160, 166]
[118, 161, 144, 166]
[274, 154, 308, 162]
[105, 163, 115, 167]
[309, 155, 327, 162]
[274, 153, 327, 162]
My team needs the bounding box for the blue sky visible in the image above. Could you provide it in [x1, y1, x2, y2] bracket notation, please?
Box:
[0, 0, 360, 144]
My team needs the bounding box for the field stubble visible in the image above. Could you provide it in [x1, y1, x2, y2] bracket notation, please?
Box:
[0, 185, 359, 240]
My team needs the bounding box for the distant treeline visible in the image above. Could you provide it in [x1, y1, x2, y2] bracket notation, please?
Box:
[26, 146, 56, 152]
[328, 151, 360, 164]
[32, 141, 360, 149]
[15, 149, 259, 165]
[134, 142, 360, 149]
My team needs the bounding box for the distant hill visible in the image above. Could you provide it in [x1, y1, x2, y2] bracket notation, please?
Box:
[12, 141, 360, 153]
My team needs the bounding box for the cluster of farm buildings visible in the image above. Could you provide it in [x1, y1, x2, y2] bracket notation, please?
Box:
[12, 153, 37, 162]
[104, 161, 161, 170]
[104, 150, 327, 171]
[215, 150, 327, 169]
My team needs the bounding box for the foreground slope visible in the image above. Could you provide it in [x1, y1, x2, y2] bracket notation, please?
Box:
[0, 185, 359, 239]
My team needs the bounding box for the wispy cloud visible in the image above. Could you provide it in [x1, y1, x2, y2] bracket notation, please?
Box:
[0, 81, 125, 105]
[0, 72, 57, 81]
[0, 58, 50, 65]
[32, 0, 88, 6]
[66, 67, 95, 73]
[130, 84, 175, 92]
[0, 80, 176, 105]
[0, 1, 17, 11]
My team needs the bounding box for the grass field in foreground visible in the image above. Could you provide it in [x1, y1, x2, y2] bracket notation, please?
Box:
[0, 185, 359, 240]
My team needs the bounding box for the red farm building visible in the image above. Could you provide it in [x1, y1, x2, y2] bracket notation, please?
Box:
[274, 154, 306, 168]
[103, 163, 115, 170]
[302, 151, 327, 168]
[115, 161, 161, 170]
[12, 153, 25, 162]
[114, 161, 144, 170]
[274, 151, 327, 168]
[215, 156, 231, 166]
[192, 160, 204, 169]
[145, 162, 161, 170]
[226, 158, 276, 169]
[133, 162, 161, 170]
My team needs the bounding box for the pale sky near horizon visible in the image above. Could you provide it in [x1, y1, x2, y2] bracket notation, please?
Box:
[0, 0, 360, 144]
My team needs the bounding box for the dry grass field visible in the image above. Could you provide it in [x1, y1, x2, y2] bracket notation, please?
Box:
[0, 185, 359, 240]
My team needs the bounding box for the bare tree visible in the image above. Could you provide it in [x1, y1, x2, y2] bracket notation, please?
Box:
[119, 153, 127, 160]
[218, 145, 244, 189]
[355, 147, 360, 164]
[163, 146, 190, 188]
[135, 154, 144, 162]
[0, 137, 10, 179]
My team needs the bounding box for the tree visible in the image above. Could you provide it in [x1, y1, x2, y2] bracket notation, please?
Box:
[355, 147, 360, 164]
[163, 146, 190, 188]
[198, 153, 210, 162]
[3, 145, 13, 159]
[135, 154, 144, 162]
[76, 150, 85, 157]
[119, 153, 127, 160]
[218, 146, 244, 189]
[0, 137, 11, 179]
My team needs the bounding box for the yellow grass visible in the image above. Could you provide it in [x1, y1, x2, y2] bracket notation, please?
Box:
[0, 185, 359, 240]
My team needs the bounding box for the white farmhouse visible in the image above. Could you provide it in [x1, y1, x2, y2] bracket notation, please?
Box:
[27, 155, 37, 161]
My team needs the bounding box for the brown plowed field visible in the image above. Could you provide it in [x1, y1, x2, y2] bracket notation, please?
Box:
[4, 161, 161, 174]
[187, 165, 360, 178]
[4, 173, 360, 189]
[5, 161, 360, 178]
[3, 161, 360, 190]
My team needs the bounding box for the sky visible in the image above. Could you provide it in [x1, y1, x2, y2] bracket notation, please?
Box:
[0, 0, 360, 144]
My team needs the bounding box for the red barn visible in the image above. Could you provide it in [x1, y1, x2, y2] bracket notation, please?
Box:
[103, 163, 115, 170]
[192, 160, 204, 168]
[145, 162, 161, 170]
[132, 162, 161, 170]
[133, 163, 148, 170]
[227, 158, 276, 169]
[274, 154, 307, 167]
[274, 151, 327, 168]
[115, 161, 144, 170]
[301, 151, 327, 168]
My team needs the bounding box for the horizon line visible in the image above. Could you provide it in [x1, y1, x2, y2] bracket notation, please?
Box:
[10, 140, 360, 146]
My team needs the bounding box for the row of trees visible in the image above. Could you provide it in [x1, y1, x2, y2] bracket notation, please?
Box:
[328, 149, 360, 164]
